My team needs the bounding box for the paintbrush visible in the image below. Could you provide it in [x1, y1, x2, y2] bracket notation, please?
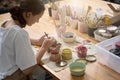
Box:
[85, 5, 92, 20]
[107, 4, 120, 13]
[53, 19, 57, 27]
[44, 32, 49, 38]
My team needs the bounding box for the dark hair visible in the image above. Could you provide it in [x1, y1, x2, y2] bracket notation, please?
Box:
[10, 0, 45, 28]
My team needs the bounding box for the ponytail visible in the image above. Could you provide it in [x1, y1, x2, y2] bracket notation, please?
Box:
[10, 6, 26, 28]
[9, 0, 45, 28]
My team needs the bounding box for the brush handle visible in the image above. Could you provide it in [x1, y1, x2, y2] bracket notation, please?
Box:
[107, 4, 120, 12]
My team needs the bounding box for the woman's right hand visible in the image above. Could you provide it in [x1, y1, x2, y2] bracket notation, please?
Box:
[41, 37, 56, 50]
[36, 37, 56, 62]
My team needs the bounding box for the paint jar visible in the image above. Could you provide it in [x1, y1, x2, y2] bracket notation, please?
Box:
[49, 43, 61, 62]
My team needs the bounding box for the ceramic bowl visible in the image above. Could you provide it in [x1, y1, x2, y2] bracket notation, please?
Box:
[61, 32, 76, 43]
[69, 62, 86, 76]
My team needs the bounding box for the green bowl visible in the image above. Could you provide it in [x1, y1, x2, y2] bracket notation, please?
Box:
[69, 62, 86, 76]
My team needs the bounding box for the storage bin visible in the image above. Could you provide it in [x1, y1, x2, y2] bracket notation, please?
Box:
[95, 35, 120, 73]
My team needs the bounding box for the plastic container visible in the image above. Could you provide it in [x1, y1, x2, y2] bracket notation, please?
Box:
[95, 35, 120, 73]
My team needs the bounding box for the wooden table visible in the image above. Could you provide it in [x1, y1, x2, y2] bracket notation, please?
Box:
[42, 0, 120, 80]
[0, 0, 120, 80]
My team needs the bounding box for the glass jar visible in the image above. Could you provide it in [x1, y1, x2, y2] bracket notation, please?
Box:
[49, 43, 61, 62]
[76, 44, 87, 58]
[62, 48, 72, 60]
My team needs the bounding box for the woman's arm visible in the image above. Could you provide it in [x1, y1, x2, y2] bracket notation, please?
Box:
[22, 37, 56, 74]
[30, 35, 46, 46]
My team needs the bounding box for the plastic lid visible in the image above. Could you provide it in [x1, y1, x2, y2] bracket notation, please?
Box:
[85, 55, 96, 62]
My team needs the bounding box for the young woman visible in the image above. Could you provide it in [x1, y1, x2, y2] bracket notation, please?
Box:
[0, 0, 56, 80]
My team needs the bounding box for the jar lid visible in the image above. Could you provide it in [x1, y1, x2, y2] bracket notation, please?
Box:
[85, 55, 96, 62]
[75, 58, 87, 64]
[56, 60, 67, 67]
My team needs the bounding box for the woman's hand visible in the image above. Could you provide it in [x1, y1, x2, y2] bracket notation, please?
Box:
[36, 37, 56, 62]
[38, 35, 46, 46]
[41, 37, 56, 50]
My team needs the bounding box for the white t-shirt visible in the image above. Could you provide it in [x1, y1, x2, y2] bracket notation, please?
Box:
[0, 24, 37, 79]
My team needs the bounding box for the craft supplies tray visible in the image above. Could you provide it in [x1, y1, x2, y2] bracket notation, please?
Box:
[95, 35, 120, 73]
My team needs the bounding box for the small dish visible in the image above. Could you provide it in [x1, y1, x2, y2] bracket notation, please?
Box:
[85, 55, 96, 62]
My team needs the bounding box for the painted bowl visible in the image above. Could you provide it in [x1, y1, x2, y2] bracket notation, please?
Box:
[69, 62, 86, 76]
[61, 32, 76, 43]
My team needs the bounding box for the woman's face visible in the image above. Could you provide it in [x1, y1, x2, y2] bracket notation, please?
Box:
[24, 12, 44, 26]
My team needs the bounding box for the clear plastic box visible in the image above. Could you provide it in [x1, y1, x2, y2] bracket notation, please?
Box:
[95, 35, 120, 73]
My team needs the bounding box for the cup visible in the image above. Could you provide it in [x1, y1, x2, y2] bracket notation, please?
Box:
[52, 9, 59, 20]
[87, 27, 97, 37]
[78, 21, 86, 33]
[55, 24, 66, 37]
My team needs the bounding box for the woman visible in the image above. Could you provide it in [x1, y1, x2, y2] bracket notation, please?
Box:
[0, 0, 56, 80]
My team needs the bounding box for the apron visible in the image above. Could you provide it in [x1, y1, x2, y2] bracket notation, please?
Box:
[4, 69, 35, 80]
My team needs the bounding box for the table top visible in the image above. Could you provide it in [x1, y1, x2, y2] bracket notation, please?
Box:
[0, 0, 120, 80]
[43, 0, 120, 80]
